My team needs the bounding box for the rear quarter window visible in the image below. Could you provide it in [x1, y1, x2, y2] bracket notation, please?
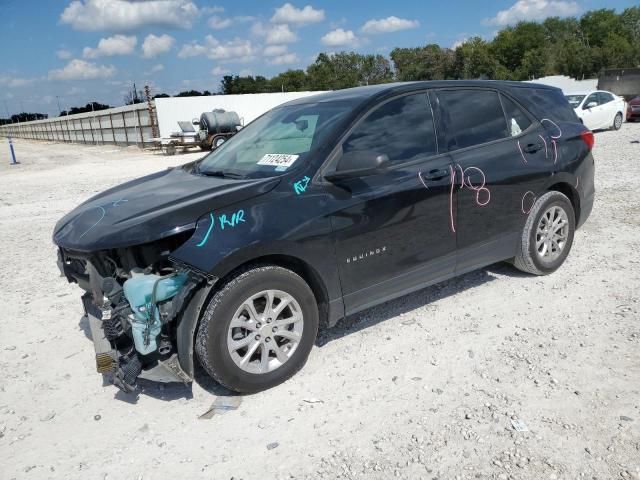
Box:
[508, 87, 580, 123]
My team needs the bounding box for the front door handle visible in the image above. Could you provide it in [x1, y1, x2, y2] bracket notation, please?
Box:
[421, 168, 449, 181]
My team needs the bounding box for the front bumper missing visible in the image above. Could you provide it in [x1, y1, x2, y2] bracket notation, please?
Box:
[82, 293, 192, 389]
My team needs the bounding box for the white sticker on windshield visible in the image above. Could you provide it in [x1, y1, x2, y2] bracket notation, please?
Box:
[257, 153, 299, 168]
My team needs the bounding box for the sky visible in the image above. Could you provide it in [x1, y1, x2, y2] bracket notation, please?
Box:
[0, 0, 636, 117]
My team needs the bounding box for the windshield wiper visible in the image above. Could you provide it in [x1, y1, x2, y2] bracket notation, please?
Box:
[199, 170, 246, 179]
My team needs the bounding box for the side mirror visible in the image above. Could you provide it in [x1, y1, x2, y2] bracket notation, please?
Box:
[192, 118, 200, 125]
[324, 151, 389, 182]
[584, 102, 598, 109]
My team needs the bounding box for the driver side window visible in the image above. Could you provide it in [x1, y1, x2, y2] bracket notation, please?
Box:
[583, 93, 600, 109]
[342, 93, 437, 167]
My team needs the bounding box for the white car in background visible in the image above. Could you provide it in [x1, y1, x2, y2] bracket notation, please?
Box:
[565, 90, 626, 131]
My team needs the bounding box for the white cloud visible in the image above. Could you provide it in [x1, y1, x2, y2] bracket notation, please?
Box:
[56, 49, 73, 60]
[211, 66, 230, 75]
[178, 35, 257, 62]
[201, 5, 224, 14]
[486, 0, 580, 26]
[48, 59, 116, 80]
[271, 3, 324, 25]
[269, 53, 299, 65]
[252, 22, 298, 45]
[361, 16, 419, 34]
[60, 0, 198, 31]
[147, 64, 164, 74]
[208, 16, 232, 29]
[321, 28, 358, 47]
[452, 38, 468, 49]
[263, 45, 288, 57]
[82, 34, 137, 58]
[142, 34, 175, 58]
[0, 75, 36, 88]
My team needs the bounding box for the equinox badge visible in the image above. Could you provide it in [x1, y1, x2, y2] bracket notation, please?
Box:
[346, 246, 387, 264]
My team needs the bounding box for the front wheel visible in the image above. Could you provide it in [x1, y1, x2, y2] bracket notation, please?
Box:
[196, 266, 319, 393]
[613, 112, 623, 130]
[513, 191, 575, 275]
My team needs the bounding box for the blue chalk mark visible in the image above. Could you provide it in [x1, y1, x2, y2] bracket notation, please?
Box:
[219, 209, 246, 230]
[293, 176, 311, 195]
[196, 213, 215, 247]
[112, 198, 128, 207]
[79, 206, 106, 239]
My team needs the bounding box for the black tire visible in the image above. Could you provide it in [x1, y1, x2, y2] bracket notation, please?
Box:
[195, 265, 319, 393]
[199, 141, 212, 151]
[613, 112, 623, 130]
[514, 191, 575, 275]
[212, 136, 226, 149]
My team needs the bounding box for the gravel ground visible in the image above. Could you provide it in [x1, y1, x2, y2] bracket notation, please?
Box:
[1, 125, 639, 480]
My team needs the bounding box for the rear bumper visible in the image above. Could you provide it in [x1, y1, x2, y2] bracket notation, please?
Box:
[577, 190, 594, 229]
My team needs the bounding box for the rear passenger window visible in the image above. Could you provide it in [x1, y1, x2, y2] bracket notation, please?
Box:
[342, 93, 437, 166]
[598, 92, 613, 104]
[435, 90, 509, 150]
[500, 94, 532, 136]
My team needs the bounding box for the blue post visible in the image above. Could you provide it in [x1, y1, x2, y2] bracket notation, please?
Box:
[8, 135, 18, 165]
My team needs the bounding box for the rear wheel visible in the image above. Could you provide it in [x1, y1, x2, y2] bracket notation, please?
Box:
[613, 112, 623, 130]
[213, 136, 227, 149]
[196, 266, 319, 393]
[513, 191, 575, 275]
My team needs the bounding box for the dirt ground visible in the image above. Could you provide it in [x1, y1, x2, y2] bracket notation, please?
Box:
[1, 125, 639, 480]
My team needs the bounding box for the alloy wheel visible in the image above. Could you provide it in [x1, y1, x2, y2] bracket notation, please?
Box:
[535, 205, 569, 262]
[227, 290, 304, 374]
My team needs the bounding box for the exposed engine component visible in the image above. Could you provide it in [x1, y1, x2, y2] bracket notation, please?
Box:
[114, 350, 143, 393]
[123, 271, 188, 355]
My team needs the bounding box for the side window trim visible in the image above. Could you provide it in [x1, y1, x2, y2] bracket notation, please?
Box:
[317, 89, 442, 179]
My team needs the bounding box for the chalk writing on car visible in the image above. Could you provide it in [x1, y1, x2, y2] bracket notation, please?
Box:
[196, 209, 246, 248]
[293, 176, 311, 195]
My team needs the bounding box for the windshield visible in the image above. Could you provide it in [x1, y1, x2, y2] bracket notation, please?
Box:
[565, 94, 586, 108]
[197, 101, 353, 178]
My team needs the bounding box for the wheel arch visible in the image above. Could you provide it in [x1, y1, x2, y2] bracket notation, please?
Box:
[548, 181, 580, 224]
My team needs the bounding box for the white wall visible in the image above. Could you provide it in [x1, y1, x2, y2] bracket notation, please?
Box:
[154, 91, 327, 138]
[525, 75, 598, 93]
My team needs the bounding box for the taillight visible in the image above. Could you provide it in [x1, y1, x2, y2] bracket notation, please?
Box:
[580, 130, 594, 150]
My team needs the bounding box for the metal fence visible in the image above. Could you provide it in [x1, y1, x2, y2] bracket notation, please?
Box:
[0, 103, 157, 148]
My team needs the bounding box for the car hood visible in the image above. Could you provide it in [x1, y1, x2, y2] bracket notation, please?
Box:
[53, 165, 280, 252]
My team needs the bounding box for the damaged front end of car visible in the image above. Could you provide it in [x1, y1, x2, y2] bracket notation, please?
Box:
[58, 249, 212, 393]
[57, 232, 214, 392]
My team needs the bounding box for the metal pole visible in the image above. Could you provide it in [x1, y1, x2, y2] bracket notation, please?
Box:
[136, 107, 144, 147]
[88, 117, 95, 144]
[98, 115, 105, 145]
[121, 112, 129, 145]
[80, 118, 86, 144]
[109, 113, 116, 144]
[7, 136, 18, 165]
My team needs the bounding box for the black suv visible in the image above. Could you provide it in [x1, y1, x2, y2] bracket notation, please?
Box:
[54, 81, 595, 394]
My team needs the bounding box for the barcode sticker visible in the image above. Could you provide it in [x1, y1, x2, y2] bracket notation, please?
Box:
[257, 153, 299, 168]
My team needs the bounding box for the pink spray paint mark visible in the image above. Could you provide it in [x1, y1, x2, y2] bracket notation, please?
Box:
[448, 165, 456, 233]
[521, 191, 536, 214]
[462, 166, 491, 206]
[417, 171, 429, 189]
[517, 140, 528, 164]
[538, 134, 548, 158]
[541, 118, 562, 139]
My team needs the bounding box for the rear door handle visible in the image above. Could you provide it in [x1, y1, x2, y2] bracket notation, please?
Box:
[523, 142, 543, 154]
[422, 168, 449, 181]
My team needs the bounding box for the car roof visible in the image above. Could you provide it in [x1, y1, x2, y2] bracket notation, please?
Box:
[280, 80, 561, 108]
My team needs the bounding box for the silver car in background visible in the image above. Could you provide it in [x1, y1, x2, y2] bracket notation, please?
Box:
[565, 90, 627, 131]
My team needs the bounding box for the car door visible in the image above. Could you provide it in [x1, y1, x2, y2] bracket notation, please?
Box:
[597, 92, 617, 127]
[431, 88, 551, 274]
[580, 92, 604, 130]
[325, 91, 455, 314]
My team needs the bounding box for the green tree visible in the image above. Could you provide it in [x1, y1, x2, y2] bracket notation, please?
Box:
[453, 37, 501, 79]
[391, 44, 453, 81]
[269, 69, 308, 92]
[580, 9, 621, 48]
